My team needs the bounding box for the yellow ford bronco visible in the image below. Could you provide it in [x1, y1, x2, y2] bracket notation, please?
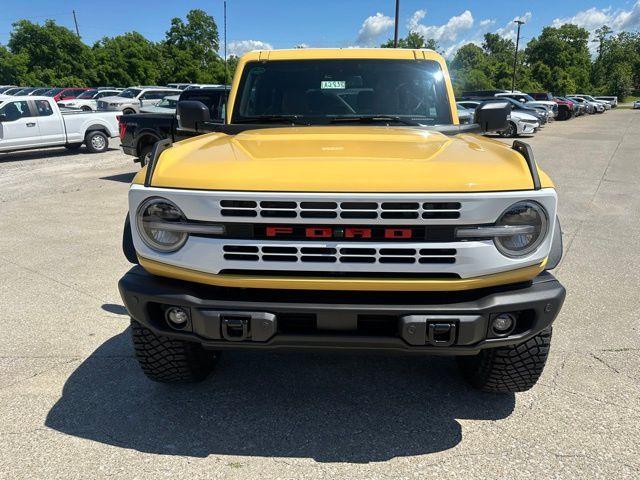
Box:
[119, 48, 565, 392]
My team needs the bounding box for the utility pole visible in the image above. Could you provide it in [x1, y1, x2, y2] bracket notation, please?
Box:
[72, 10, 80, 38]
[511, 19, 525, 92]
[224, 0, 228, 85]
[393, 0, 400, 47]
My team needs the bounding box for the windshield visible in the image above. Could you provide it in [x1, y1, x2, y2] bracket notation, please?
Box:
[77, 90, 98, 99]
[157, 97, 178, 108]
[118, 88, 142, 99]
[232, 59, 453, 125]
[44, 88, 63, 96]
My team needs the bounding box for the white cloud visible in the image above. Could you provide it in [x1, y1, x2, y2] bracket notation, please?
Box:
[496, 12, 533, 42]
[552, 2, 640, 52]
[408, 10, 474, 43]
[357, 12, 395, 46]
[227, 39, 273, 57]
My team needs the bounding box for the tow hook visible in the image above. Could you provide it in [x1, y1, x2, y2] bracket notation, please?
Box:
[400, 315, 459, 346]
[196, 311, 277, 342]
[221, 317, 250, 341]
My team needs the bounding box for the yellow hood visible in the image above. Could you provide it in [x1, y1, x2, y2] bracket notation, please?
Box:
[144, 126, 552, 192]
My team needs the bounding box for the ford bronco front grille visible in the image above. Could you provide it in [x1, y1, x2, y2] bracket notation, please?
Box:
[223, 245, 457, 265]
[220, 200, 461, 220]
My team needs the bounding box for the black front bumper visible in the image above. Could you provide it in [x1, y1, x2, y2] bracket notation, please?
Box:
[118, 267, 565, 355]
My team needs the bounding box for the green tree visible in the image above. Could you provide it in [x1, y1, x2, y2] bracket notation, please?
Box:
[7, 20, 95, 85]
[525, 24, 592, 92]
[381, 33, 441, 53]
[93, 32, 161, 87]
[160, 9, 225, 84]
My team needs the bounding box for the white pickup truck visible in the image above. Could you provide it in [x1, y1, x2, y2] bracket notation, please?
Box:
[0, 96, 119, 154]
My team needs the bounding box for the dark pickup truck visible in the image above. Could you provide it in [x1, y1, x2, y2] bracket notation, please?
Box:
[119, 87, 228, 165]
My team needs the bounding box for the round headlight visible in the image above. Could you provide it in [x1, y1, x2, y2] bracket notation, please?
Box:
[136, 197, 188, 252]
[494, 201, 548, 257]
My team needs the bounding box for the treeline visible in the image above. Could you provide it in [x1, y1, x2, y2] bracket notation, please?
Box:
[388, 25, 640, 99]
[0, 9, 236, 87]
[1, 9, 638, 99]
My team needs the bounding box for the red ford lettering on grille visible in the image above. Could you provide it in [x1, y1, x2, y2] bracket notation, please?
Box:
[345, 228, 372, 239]
[265, 226, 413, 240]
[305, 227, 333, 238]
[384, 228, 413, 239]
[266, 226, 294, 237]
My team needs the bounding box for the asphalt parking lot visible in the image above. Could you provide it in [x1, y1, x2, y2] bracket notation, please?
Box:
[1, 110, 639, 479]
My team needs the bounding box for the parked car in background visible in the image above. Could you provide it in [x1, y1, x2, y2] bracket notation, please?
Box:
[184, 84, 227, 90]
[458, 100, 539, 137]
[166, 83, 192, 90]
[13, 87, 39, 96]
[568, 96, 601, 114]
[528, 92, 554, 101]
[0, 87, 24, 96]
[28, 87, 53, 96]
[460, 96, 549, 125]
[594, 96, 618, 107]
[495, 91, 558, 118]
[119, 86, 228, 165]
[97, 87, 181, 115]
[0, 86, 18, 94]
[634, 100, 640, 109]
[0, 96, 119, 153]
[455, 103, 473, 124]
[552, 96, 575, 120]
[57, 89, 123, 111]
[557, 96, 585, 116]
[42, 87, 91, 103]
[570, 94, 611, 110]
[139, 95, 179, 114]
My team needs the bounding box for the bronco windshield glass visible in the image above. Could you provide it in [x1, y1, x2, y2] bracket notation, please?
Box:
[232, 60, 453, 125]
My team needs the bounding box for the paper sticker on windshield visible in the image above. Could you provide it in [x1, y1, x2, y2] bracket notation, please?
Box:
[321, 80, 346, 89]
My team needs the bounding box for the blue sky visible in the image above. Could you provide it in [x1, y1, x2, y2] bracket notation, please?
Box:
[1, 1, 639, 57]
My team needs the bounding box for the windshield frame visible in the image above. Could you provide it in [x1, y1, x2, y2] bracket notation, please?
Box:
[230, 59, 454, 127]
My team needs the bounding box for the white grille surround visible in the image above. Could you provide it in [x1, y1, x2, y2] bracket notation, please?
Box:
[129, 185, 558, 280]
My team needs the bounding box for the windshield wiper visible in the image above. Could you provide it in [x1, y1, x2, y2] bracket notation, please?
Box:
[329, 115, 421, 126]
[235, 115, 310, 125]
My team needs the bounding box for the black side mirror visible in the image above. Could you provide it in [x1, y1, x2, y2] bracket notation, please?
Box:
[177, 100, 211, 131]
[474, 101, 510, 132]
[0, 114, 6, 122]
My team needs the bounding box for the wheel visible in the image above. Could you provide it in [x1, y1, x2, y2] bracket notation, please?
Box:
[84, 131, 109, 153]
[457, 327, 552, 393]
[499, 121, 517, 138]
[64, 143, 82, 150]
[123, 108, 136, 115]
[81, 106, 92, 112]
[138, 143, 154, 167]
[131, 320, 219, 383]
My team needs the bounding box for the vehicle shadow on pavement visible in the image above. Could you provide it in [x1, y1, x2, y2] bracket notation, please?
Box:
[0, 146, 119, 163]
[45, 328, 515, 463]
[100, 172, 137, 183]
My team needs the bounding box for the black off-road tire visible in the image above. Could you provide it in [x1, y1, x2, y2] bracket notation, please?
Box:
[457, 327, 552, 393]
[123, 108, 136, 115]
[130, 320, 219, 383]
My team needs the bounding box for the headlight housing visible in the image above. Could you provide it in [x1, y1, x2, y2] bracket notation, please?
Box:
[494, 201, 548, 257]
[136, 197, 188, 252]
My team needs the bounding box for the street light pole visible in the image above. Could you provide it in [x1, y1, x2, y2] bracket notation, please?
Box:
[511, 19, 525, 92]
[393, 0, 400, 47]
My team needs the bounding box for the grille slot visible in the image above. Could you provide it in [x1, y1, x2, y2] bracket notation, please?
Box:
[219, 199, 462, 220]
[221, 245, 457, 266]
